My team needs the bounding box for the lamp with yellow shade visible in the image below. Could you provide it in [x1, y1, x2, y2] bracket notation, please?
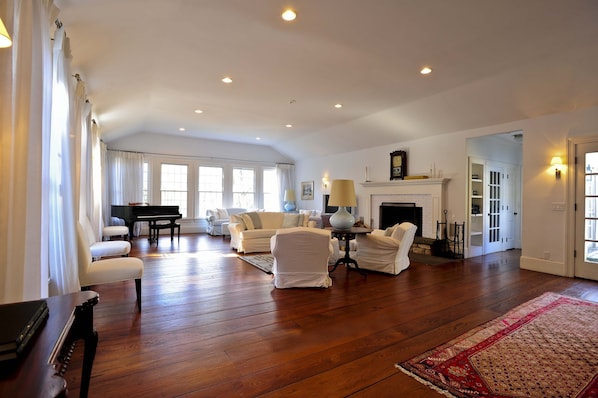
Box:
[0, 16, 12, 48]
[283, 189, 296, 212]
[328, 179, 356, 229]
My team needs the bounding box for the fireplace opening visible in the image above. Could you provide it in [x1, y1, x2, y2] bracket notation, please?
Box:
[379, 202, 423, 237]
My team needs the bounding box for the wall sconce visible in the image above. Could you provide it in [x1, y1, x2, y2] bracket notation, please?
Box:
[0, 16, 12, 48]
[551, 156, 563, 179]
[321, 177, 329, 190]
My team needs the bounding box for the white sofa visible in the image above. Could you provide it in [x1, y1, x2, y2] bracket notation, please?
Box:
[229, 211, 317, 253]
[206, 208, 246, 236]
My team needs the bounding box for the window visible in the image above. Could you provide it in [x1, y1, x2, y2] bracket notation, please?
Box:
[198, 166, 223, 216]
[233, 168, 255, 209]
[161, 163, 188, 217]
[142, 162, 149, 204]
[263, 168, 278, 211]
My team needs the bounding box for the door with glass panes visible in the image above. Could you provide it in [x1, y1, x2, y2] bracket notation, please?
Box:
[575, 142, 598, 280]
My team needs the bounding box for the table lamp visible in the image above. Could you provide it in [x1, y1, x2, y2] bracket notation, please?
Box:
[328, 179, 356, 229]
[283, 189, 296, 212]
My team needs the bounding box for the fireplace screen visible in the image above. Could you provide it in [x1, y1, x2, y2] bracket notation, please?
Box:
[379, 202, 422, 237]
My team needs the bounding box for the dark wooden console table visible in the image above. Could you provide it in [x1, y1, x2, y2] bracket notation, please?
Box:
[0, 290, 99, 398]
[328, 227, 372, 276]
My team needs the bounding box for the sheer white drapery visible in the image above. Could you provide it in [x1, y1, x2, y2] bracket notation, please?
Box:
[47, 25, 79, 296]
[0, 0, 57, 303]
[106, 150, 144, 235]
[276, 164, 295, 209]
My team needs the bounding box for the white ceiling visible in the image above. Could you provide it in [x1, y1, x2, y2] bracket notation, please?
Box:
[55, 0, 598, 160]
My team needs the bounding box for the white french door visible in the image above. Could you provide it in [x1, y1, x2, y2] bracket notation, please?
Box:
[485, 165, 505, 254]
[574, 141, 598, 280]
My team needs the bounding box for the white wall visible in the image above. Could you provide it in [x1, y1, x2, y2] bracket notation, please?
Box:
[294, 106, 598, 276]
[107, 132, 293, 164]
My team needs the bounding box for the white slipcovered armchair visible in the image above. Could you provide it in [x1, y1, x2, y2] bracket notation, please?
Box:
[354, 222, 417, 275]
[270, 227, 334, 288]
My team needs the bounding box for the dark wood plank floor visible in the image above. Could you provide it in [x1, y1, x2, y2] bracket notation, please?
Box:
[65, 234, 598, 397]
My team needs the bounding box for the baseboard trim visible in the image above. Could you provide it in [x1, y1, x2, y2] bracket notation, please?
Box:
[519, 255, 567, 276]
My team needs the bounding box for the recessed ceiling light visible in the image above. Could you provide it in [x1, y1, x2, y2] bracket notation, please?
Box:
[222, 76, 233, 84]
[256, 137, 261, 141]
[282, 9, 296, 21]
[285, 124, 293, 128]
[194, 109, 203, 114]
[420, 67, 432, 75]
[179, 127, 186, 132]
[334, 103, 343, 109]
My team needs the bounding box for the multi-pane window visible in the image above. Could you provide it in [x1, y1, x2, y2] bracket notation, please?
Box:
[263, 168, 278, 211]
[161, 163, 188, 217]
[142, 162, 149, 204]
[233, 168, 255, 209]
[198, 166, 223, 216]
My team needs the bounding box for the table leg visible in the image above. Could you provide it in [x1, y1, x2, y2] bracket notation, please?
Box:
[329, 235, 367, 276]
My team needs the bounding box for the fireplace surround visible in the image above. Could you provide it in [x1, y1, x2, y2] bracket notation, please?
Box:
[360, 178, 449, 239]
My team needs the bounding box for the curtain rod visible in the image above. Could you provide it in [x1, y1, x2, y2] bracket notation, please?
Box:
[106, 148, 293, 166]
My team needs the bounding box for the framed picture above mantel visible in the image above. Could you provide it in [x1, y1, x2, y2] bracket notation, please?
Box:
[390, 150, 407, 180]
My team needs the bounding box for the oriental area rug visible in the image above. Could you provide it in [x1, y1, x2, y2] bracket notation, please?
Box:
[397, 292, 598, 398]
[238, 254, 273, 274]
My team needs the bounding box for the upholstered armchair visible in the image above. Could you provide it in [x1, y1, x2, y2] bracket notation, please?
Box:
[77, 223, 144, 311]
[270, 227, 333, 288]
[81, 217, 131, 259]
[81, 216, 131, 259]
[354, 222, 417, 275]
[206, 208, 246, 236]
[102, 220, 129, 241]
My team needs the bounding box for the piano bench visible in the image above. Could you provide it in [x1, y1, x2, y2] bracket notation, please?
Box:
[149, 222, 180, 245]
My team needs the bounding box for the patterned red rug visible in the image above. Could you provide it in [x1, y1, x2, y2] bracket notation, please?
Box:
[397, 292, 598, 397]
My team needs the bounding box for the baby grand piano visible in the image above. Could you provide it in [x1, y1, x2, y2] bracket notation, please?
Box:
[111, 205, 182, 240]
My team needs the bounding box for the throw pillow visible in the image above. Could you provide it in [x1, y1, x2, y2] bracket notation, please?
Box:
[217, 208, 228, 219]
[384, 224, 399, 237]
[230, 214, 246, 229]
[246, 212, 262, 229]
[282, 213, 300, 228]
[240, 214, 255, 230]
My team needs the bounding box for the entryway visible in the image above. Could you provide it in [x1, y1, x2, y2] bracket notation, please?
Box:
[572, 137, 598, 281]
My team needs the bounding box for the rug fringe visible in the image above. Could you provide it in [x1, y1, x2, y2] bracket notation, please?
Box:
[395, 364, 458, 398]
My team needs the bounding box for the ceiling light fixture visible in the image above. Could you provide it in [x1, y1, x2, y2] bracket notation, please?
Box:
[420, 67, 432, 75]
[285, 124, 293, 128]
[222, 77, 233, 84]
[282, 9, 296, 21]
[334, 103, 343, 109]
[179, 127, 186, 132]
[256, 137, 261, 141]
[194, 109, 203, 114]
[0, 16, 12, 48]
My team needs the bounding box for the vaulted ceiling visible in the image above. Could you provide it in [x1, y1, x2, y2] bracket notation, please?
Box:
[55, 0, 598, 160]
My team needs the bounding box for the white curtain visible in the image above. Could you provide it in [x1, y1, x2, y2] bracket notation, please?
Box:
[106, 150, 144, 235]
[0, 0, 58, 303]
[47, 25, 79, 296]
[276, 163, 295, 209]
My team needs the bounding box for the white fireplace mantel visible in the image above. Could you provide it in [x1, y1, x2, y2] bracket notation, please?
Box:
[359, 178, 449, 238]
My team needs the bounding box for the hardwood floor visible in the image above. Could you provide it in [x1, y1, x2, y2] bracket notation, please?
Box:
[65, 234, 598, 397]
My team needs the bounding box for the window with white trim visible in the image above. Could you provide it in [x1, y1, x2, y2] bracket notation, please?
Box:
[160, 163, 188, 217]
[198, 166, 223, 216]
[233, 167, 255, 209]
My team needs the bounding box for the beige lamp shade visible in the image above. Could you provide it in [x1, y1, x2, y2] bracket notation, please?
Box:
[328, 179, 356, 207]
[0, 17, 12, 48]
[284, 189, 296, 201]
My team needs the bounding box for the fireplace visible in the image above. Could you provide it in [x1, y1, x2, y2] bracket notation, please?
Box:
[379, 202, 423, 237]
[361, 178, 448, 239]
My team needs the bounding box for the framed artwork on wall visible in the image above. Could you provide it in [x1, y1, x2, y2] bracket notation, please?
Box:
[301, 181, 314, 200]
[390, 150, 407, 180]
